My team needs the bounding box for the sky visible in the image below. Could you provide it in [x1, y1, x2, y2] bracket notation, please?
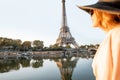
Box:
[0, 0, 105, 47]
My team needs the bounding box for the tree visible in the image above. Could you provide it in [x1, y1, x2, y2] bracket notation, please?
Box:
[12, 39, 22, 51]
[21, 41, 31, 51]
[33, 40, 44, 50]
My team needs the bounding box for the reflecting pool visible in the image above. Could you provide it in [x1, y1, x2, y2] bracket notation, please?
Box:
[0, 53, 95, 80]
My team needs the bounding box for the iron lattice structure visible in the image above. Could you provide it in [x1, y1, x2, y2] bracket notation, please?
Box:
[56, 0, 79, 48]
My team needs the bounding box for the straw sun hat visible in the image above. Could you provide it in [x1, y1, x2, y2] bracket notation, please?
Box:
[78, 0, 120, 15]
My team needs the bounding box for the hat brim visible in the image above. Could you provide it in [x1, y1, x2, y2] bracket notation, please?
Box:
[78, 2, 120, 15]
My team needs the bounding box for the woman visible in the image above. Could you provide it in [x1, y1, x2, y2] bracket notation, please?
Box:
[78, 0, 120, 80]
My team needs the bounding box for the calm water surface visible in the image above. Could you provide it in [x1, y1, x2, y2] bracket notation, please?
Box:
[0, 54, 95, 80]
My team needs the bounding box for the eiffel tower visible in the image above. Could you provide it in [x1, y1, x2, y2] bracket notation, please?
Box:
[56, 0, 79, 48]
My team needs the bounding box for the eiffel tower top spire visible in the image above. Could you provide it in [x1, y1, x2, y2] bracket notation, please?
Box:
[62, 0, 67, 27]
[56, 0, 79, 48]
[61, 0, 70, 34]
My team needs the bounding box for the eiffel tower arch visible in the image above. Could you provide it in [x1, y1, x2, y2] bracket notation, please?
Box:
[56, 0, 79, 48]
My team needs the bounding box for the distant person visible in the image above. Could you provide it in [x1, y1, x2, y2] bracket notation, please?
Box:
[78, 0, 120, 80]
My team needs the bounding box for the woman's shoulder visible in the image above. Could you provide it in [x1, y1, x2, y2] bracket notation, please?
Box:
[108, 26, 120, 38]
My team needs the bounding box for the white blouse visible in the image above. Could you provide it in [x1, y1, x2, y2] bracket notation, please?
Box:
[92, 26, 120, 80]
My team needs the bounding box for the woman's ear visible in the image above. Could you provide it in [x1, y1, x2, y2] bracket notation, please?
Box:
[114, 15, 120, 23]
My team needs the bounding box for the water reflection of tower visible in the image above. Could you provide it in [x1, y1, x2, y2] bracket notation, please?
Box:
[55, 57, 79, 80]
